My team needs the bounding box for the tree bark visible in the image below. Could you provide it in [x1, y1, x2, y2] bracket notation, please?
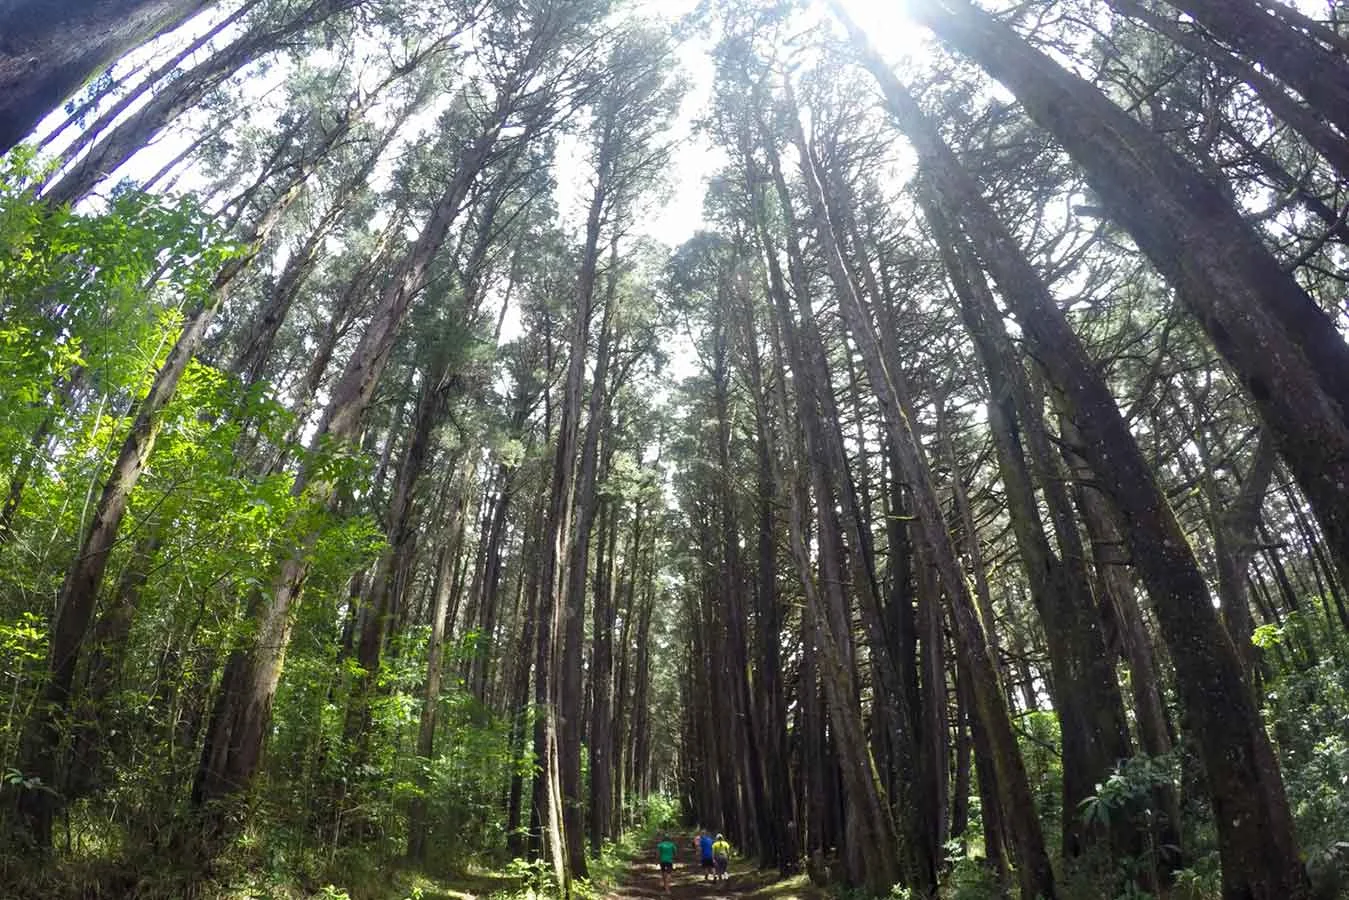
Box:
[191, 95, 511, 817]
[785, 91, 1055, 900]
[927, 199, 1134, 860]
[908, 0, 1349, 601]
[1161, 0, 1349, 139]
[837, 20, 1307, 894]
[42, 0, 360, 207]
[0, 0, 209, 154]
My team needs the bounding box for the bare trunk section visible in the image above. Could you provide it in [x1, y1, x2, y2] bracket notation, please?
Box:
[192, 97, 511, 818]
[785, 88, 1055, 900]
[837, 18, 1307, 895]
[752, 129, 904, 894]
[911, 0, 1349, 601]
[0, 0, 209, 154]
[927, 199, 1134, 861]
[406, 478, 470, 861]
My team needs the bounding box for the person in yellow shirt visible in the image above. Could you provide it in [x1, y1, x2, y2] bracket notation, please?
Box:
[712, 833, 731, 881]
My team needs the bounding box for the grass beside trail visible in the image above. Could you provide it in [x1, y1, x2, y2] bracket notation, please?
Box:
[738, 874, 827, 900]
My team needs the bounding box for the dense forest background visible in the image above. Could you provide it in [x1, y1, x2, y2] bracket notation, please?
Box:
[2, 0, 1349, 898]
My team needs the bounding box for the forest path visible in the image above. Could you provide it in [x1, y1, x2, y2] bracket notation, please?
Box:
[606, 856, 821, 900]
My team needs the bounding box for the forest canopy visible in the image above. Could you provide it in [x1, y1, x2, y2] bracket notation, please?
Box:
[1, 1, 1348, 899]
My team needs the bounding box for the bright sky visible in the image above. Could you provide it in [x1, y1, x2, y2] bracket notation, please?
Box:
[630, 0, 930, 249]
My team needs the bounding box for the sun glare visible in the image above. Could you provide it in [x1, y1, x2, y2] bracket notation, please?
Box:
[832, 0, 934, 68]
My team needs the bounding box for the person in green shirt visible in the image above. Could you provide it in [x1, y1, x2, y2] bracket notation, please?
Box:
[656, 833, 678, 893]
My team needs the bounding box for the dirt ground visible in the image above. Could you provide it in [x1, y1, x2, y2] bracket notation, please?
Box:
[607, 847, 823, 900]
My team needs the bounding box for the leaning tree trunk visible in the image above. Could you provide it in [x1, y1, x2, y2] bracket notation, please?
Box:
[1160, 0, 1349, 140]
[1109, 0, 1349, 182]
[13, 178, 301, 847]
[786, 94, 1056, 900]
[0, 0, 209, 154]
[836, 18, 1309, 895]
[191, 102, 508, 818]
[40, 0, 379, 208]
[927, 197, 1134, 861]
[907, 0, 1349, 603]
[40, 0, 261, 180]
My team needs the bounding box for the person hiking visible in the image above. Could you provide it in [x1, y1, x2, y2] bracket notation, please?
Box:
[712, 833, 731, 881]
[696, 829, 715, 880]
[657, 832, 678, 893]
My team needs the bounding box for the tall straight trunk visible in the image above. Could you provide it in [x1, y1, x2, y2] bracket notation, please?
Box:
[468, 465, 514, 700]
[629, 581, 654, 797]
[529, 476, 560, 864]
[344, 375, 449, 761]
[950, 676, 972, 845]
[797, 156, 940, 889]
[755, 168, 902, 893]
[837, 20, 1307, 895]
[532, 122, 614, 886]
[785, 93, 1054, 900]
[610, 542, 635, 838]
[881, 442, 926, 837]
[906, 0, 1349, 598]
[912, 541, 951, 873]
[407, 486, 467, 860]
[710, 277, 769, 859]
[588, 494, 626, 852]
[736, 270, 797, 873]
[927, 200, 1133, 859]
[552, 225, 618, 883]
[0, 0, 210, 153]
[192, 99, 512, 816]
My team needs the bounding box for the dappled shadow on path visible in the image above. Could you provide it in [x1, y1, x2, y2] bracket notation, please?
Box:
[607, 860, 823, 900]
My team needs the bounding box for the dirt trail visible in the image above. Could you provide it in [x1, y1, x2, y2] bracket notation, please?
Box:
[607, 858, 749, 900]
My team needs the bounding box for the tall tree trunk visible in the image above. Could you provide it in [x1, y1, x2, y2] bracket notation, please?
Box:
[0, 0, 209, 154]
[551, 215, 618, 887]
[837, 21, 1307, 895]
[736, 268, 798, 874]
[785, 92, 1055, 900]
[928, 199, 1133, 860]
[191, 99, 511, 818]
[907, 0, 1349, 599]
[1160, 0, 1349, 139]
[42, 0, 360, 207]
[753, 132, 904, 894]
[407, 480, 470, 860]
[13, 183, 298, 845]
